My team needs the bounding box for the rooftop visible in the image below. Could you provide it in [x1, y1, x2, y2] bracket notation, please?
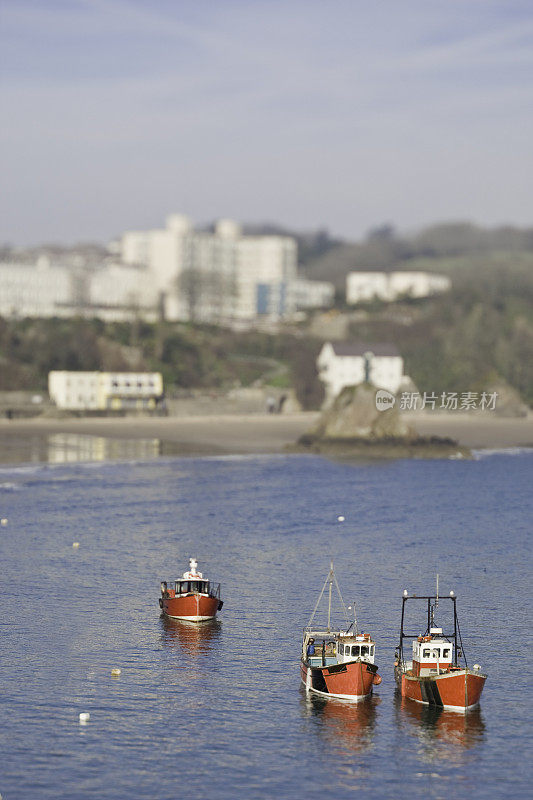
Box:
[330, 342, 400, 357]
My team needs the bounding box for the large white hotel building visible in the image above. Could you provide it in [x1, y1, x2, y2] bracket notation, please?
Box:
[0, 214, 334, 325]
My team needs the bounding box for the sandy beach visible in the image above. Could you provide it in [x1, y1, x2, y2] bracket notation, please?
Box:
[0, 411, 532, 465]
[0, 413, 319, 463]
[406, 412, 533, 450]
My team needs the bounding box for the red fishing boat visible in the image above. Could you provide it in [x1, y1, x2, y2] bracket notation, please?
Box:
[159, 558, 223, 622]
[394, 583, 486, 712]
[300, 563, 382, 701]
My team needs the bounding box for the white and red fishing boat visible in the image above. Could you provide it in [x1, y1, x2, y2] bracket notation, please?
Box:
[159, 558, 223, 622]
[394, 582, 487, 712]
[301, 563, 382, 701]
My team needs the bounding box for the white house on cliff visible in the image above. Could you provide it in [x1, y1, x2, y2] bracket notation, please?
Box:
[346, 271, 451, 304]
[317, 342, 405, 405]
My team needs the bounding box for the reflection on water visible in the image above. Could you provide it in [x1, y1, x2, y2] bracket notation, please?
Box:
[47, 433, 161, 463]
[160, 615, 222, 658]
[0, 431, 219, 465]
[301, 691, 378, 754]
[394, 691, 485, 765]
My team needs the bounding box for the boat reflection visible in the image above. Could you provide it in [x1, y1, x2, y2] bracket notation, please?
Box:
[160, 615, 222, 657]
[301, 691, 378, 753]
[394, 691, 485, 762]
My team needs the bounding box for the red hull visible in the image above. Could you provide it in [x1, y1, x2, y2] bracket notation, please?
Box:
[301, 659, 381, 700]
[162, 594, 219, 622]
[396, 667, 486, 712]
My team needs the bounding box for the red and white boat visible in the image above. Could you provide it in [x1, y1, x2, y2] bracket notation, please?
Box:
[301, 563, 382, 701]
[159, 558, 223, 622]
[394, 586, 487, 712]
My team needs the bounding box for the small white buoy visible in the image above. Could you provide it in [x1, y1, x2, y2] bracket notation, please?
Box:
[79, 712, 90, 724]
[337, 515, 345, 522]
[111, 668, 121, 676]
[72, 542, 80, 549]
[473, 663, 481, 672]
[1, 518, 8, 526]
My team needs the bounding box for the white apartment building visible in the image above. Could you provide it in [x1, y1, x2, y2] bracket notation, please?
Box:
[0, 258, 76, 318]
[236, 235, 297, 319]
[88, 263, 159, 319]
[286, 278, 335, 310]
[346, 271, 451, 304]
[120, 214, 299, 322]
[0, 258, 160, 322]
[317, 342, 405, 405]
[388, 271, 451, 298]
[48, 371, 164, 411]
[1, 214, 333, 325]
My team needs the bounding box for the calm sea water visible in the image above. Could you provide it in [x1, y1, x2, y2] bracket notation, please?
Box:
[0, 449, 532, 799]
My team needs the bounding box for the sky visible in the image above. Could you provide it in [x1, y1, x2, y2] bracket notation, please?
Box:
[1, 0, 532, 245]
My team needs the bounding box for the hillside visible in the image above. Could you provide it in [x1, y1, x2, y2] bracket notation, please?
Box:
[301, 221, 533, 287]
[0, 318, 324, 409]
[1, 221, 532, 409]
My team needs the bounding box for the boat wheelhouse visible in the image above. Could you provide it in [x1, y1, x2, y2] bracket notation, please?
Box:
[301, 563, 381, 701]
[159, 558, 223, 622]
[394, 586, 486, 712]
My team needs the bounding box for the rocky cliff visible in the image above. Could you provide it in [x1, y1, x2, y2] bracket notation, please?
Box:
[295, 384, 471, 459]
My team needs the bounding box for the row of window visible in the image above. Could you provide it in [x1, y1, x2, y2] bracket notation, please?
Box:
[341, 644, 374, 657]
[110, 380, 156, 389]
[421, 648, 451, 659]
[175, 581, 210, 594]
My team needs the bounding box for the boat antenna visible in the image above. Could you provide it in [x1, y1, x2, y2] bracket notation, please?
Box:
[327, 560, 334, 631]
[346, 600, 358, 635]
[430, 573, 439, 628]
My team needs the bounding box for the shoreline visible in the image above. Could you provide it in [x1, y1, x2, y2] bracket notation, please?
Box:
[0, 412, 532, 465]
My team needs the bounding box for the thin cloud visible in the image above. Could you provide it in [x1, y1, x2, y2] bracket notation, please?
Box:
[1, 0, 532, 243]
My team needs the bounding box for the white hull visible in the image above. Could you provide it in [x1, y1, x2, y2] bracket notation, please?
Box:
[301, 678, 369, 702]
[406, 695, 481, 714]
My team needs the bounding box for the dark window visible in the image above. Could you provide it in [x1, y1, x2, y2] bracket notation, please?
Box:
[351, 645, 360, 657]
[361, 646, 369, 656]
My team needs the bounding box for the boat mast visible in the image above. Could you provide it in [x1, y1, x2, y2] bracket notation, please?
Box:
[306, 561, 350, 632]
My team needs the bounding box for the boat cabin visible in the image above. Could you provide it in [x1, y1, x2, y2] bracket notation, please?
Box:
[160, 578, 221, 600]
[161, 557, 221, 599]
[303, 631, 376, 668]
[337, 633, 376, 665]
[411, 627, 453, 676]
[174, 579, 210, 596]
